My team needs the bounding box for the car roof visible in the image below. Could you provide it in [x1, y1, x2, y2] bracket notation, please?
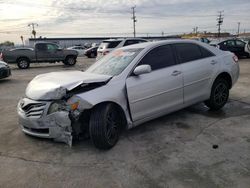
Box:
[119, 39, 222, 55]
[120, 39, 202, 49]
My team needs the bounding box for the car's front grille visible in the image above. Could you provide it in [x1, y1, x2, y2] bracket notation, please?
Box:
[21, 102, 46, 118]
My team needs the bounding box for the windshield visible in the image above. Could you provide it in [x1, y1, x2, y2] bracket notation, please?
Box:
[86, 48, 142, 76]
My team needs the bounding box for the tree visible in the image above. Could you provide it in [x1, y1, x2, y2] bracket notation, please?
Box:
[0, 41, 14, 46]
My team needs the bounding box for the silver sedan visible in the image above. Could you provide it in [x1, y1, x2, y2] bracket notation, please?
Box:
[17, 40, 239, 149]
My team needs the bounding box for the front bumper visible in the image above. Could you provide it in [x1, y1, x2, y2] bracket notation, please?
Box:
[0, 66, 11, 79]
[17, 98, 73, 146]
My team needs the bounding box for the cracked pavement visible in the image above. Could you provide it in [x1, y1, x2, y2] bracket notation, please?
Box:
[0, 57, 250, 188]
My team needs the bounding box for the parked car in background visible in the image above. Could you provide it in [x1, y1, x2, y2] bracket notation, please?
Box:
[1, 42, 78, 69]
[84, 46, 98, 58]
[188, 37, 211, 44]
[97, 38, 148, 60]
[18, 40, 239, 149]
[67, 46, 86, 56]
[217, 39, 250, 58]
[0, 60, 11, 79]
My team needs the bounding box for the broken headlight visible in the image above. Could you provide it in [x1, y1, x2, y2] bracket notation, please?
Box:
[47, 102, 66, 115]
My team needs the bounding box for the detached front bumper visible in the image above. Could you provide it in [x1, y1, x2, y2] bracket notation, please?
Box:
[17, 98, 73, 146]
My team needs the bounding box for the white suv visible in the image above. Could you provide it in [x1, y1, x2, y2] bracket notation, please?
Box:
[96, 38, 148, 60]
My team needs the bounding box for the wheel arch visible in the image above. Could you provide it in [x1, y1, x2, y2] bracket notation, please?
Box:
[91, 101, 128, 130]
[16, 56, 30, 63]
[214, 72, 232, 89]
[65, 54, 77, 60]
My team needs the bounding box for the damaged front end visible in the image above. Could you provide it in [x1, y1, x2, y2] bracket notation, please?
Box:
[17, 71, 112, 146]
[18, 98, 77, 146]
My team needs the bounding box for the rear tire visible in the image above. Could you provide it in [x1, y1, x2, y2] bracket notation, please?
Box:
[17, 58, 30, 69]
[205, 78, 229, 111]
[64, 56, 76, 66]
[89, 103, 122, 150]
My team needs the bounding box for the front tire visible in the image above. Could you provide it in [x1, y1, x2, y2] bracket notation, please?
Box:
[17, 58, 30, 69]
[89, 103, 122, 150]
[64, 56, 76, 66]
[205, 78, 229, 111]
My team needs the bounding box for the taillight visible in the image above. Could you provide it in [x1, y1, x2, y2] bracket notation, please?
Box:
[232, 54, 238, 63]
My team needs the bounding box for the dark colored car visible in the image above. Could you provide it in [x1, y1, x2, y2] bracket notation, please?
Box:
[217, 39, 250, 58]
[84, 46, 98, 58]
[0, 61, 11, 79]
[1, 42, 78, 69]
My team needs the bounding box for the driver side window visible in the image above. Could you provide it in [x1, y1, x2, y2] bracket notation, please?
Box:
[138, 45, 176, 71]
[46, 44, 58, 51]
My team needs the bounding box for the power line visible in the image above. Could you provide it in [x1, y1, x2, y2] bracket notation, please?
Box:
[131, 6, 137, 38]
[217, 11, 224, 37]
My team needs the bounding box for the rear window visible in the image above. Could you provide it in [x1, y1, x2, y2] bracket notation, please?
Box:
[200, 46, 214, 58]
[99, 41, 122, 49]
[174, 43, 202, 63]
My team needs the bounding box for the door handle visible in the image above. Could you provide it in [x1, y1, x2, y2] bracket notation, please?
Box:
[171, 70, 182, 76]
[211, 60, 218, 65]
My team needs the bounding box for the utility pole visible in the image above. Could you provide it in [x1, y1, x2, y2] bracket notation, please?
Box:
[195, 27, 198, 34]
[237, 22, 241, 36]
[217, 11, 224, 38]
[131, 6, 137, 37]
[193, 27, 196, 34]
[28, 23, 38, 38]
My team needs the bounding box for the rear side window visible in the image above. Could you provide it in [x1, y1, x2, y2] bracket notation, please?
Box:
[235, 40, 245, 47]
[174, 43, 202, 63]
[225, 40, 235, 46]
[99, 41, 122, 49]
[124, 40, 146, 46]
[200, 46, 214, 58]
[138, 45, 176, 70]
[124, 40, 140, 46]
[36, 43, 47, 51]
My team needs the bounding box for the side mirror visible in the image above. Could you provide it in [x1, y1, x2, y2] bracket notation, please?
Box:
[133, 65, 152, 76]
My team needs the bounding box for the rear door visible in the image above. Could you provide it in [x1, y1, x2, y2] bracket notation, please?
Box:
[174, 43, 217, 104]
[36, 43, 49, 62]
[235, 40, 246, 56]
[126, 45, 183, 121]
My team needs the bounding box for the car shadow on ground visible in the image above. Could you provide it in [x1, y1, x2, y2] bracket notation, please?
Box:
[18, 99, 250, 152]
[0, 78, 12, 83]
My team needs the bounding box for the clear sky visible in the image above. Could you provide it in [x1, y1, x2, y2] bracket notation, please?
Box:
[0, 0, 250, 44]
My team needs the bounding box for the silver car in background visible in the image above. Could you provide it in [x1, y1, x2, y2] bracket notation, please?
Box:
[17, 40, 239, 149]
[96, 38, 148, 60]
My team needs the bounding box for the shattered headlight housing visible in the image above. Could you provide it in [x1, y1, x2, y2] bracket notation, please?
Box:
[47, 101, 67, 115]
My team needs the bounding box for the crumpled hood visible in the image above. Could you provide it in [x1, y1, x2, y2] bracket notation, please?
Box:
[26, 71, 112, 100]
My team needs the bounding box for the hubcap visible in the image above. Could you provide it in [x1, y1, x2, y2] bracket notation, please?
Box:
[20, 60, 28, 68]
[68, 58, 75, 65]
[214, 83, 228, 105]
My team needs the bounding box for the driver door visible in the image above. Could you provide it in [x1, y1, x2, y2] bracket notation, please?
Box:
[126, 45, 183, 122]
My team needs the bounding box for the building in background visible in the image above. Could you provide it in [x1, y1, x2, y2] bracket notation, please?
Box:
[28, 36, 180, 48]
